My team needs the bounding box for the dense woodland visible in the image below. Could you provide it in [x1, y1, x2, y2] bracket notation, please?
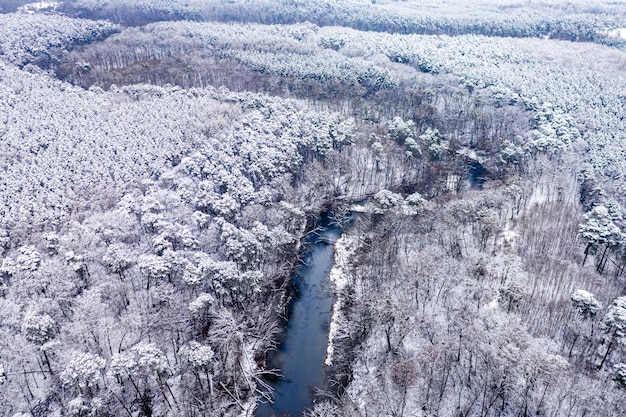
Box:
[0, 1, 625, 416]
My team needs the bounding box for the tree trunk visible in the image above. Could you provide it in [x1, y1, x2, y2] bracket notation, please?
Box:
[598, 336, 614, 370]
[596, 244, 610, 274]
[582, 242, 592, 266]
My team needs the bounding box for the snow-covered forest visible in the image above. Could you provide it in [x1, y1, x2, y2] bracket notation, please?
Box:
[0, 1, 625, 416]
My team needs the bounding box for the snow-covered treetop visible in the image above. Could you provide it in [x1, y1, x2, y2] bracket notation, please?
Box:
[578, 205, 622, 247]
[21, 310, 56, 345]
[179, 341, 215, 370]
[570, 289, 602, 320]
[60, 351, 106, 390]
[109, 342, 171, 379]
[601, 296, 626, 344]
[613, 362, 626, 390]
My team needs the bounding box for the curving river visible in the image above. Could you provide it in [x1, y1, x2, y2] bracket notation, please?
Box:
[255, 216, 341, 417]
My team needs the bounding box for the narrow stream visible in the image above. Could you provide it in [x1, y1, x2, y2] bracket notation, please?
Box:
[255, 217, 341, 417]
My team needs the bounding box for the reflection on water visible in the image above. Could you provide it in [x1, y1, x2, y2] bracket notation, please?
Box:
[255, 220, 341, 417]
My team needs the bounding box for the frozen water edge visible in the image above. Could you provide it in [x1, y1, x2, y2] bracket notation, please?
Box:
[325, 234, 359, 366]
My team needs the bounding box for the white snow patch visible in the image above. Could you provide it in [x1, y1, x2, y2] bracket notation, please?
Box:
[485, 297, 499, 311]
[527, 184, 548, 207]
[349, 203, 369, 213]
[18, 1, 61, 13]
[498, 222, 519, 250]
[456, 147, 486, 163]
[607, 28, 626, 39]
[446, 173, 461, 192]
[239, 340, 264, 416]
[502, 228, 517, 242]
[325, 234, 358, 366]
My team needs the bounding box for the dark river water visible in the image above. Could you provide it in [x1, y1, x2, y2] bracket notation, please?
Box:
[255, 220, 341, 417]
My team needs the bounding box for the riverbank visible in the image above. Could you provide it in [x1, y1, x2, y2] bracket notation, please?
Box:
[326, 234, 359, 367]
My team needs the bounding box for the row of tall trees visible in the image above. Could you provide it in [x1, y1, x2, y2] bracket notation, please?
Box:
[58, 0, 626, 49]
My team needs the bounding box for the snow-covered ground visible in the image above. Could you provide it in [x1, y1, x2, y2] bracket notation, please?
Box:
[325, 234, 358, 366]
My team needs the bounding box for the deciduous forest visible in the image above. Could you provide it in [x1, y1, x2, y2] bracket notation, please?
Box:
[0, 1, 625, 416]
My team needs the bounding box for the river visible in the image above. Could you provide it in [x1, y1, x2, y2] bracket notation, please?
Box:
[255, 216, 341, 417]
